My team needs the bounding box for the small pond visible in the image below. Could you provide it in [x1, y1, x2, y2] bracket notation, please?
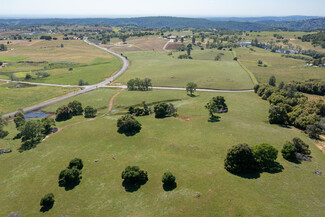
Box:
[24, 111, 49, 120]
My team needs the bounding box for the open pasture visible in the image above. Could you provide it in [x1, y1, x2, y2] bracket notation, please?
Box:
[0, 83, 76, 114]
[0, 89, 325, 216]
[114, 49, 253, 90]
[236, 47, 325, 83]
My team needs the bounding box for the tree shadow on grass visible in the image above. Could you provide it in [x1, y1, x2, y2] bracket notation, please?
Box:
[40, 204, 53, 213]
[59, 180, 81, 191]
[233, 172, 261, 179]
[117, 129, 140, 137]
[208, 115, 220, 123]
[163, 182, 177, 191]
[187, 94, 199, 98]
[18, 140, 39, 152]
[278, 124, 291, 129]
[122, 180, 147, 192]
[263, 162, 284, 174]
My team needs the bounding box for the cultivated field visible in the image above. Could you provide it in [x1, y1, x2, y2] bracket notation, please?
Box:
[1, 89, 325, 216]
[114, 49, 254, 90]
[236, 47, 325, 83]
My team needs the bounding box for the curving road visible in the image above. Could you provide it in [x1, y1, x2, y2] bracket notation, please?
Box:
[1, 39, 253, 118]
[1, 39, 129, 118]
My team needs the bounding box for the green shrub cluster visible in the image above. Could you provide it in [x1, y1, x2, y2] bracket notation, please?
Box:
[254, 81, 325, 136]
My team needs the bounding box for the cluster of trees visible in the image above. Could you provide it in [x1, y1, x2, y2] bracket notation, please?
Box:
[301, 32, 325, 48]
[121, 166, 176, 192]
[129, 101, 151, 116]
[254, 77, 325, 138]
[127, 78, 152, 91]
[13, 112, 56, 150]
[56, 101, 97, 121]
[154, 103, 177, 118]
[289, 79, 325, 96]
[224, 143, 280, 174]
[59, 158, 83, 189]
[0, 44, 7, 51]
[205, 96, 228, 121]
[78, 79, 89, 86]
[39, 36, 52, 40]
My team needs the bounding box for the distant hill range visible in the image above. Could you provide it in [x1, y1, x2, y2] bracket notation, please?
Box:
[0, 16, 325, 31]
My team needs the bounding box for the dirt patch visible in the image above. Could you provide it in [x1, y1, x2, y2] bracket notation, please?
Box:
[314, 136, 325, 154]
[178, 115, 191, 122]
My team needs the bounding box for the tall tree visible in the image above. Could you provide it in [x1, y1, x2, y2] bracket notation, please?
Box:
[186, 82, 197, 96]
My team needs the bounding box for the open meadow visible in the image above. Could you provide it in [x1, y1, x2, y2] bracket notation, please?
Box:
[0, 38, 122, 85]
[0, 83, 76, 114]
[1, 89, 325, 216]
[236, 47, 325, 83]
[114, 49, 254, 90]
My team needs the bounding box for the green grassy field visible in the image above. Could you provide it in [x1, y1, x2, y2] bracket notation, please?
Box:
[115, 49, 254, 90]
[236, 47, 325, 83]
[0, 39, 122, 85]
[0, 83, 76, 114]
[1, 89, 325, 216]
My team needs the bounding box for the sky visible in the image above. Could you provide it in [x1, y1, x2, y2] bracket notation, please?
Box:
[1, 0, 325, 18]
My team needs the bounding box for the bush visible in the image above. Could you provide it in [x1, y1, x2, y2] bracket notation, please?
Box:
[84, 106, 97, 118]
[55, 105, 73, 121]
[281, 143, 297, 161]
[162, 172, 176, 186]
[68, 158, 83, 170]
[121, 166, 148, 184]
[233, 57, 238, 61]
[253, 143, 278, 169]
[117, 114, 141, 136]
[68, 100, 83, 116]
[40, 193, 55, 210]
[291, 137, 311, 156]
[224, 144, 258, 174]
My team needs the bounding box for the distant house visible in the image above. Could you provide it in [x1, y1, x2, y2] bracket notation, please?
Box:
[167, 36, 177, 39]
[237, 41, 251, 47]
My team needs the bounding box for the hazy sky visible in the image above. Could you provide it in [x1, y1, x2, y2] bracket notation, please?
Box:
[2, 0, 325, 17]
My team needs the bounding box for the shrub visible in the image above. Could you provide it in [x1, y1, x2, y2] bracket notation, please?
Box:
[291, 137, 311, 156]
[121, 166, 148, 184]
[233, 57, 238, 61]
[162, 172, 176, 186]
[281, 143, 297, 161]
[224, 144, 258, 174]
[68, 158, 83, 170]
[68, 100, 83, 116]
[14, 115, 25, 129]
[253, 143, 278, 169]
[55, 105, 73, 121]
[41, 117, 55, 134]
[40, 193, 55, 210]
[84, 106, 97, 118]
[258, 60, 263, 65]
[117, 114, 142, 136]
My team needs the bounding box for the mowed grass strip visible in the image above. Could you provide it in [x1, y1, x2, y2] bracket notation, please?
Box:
[0, 89, 325, 216]
[115, 49, 253, 90]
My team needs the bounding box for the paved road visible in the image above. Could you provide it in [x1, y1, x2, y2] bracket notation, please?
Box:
[105, 85, 254, 93]
[1, 39, 129, 118]
[1, 39, 253, 118]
